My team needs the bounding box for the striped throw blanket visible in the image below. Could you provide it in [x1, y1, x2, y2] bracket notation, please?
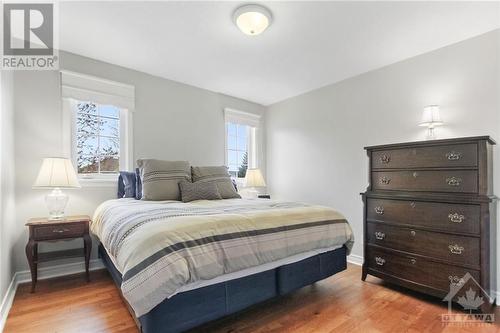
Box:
[92, 198, 354, 317]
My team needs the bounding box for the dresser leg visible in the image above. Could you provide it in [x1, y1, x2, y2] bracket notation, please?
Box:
[25, 239, 37, 293]
[83, 234, 92, 282]
[361, 266, 368, 281]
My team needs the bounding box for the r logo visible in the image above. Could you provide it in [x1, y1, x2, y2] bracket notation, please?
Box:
[3, 3, 53, 56]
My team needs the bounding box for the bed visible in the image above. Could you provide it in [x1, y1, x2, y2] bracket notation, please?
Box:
[92, 197, 354, 333]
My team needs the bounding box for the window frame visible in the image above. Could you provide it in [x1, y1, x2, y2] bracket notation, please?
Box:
[224, 108, 261, 184]
[225, 122, 251, 178]
[62, 97, 133, 185]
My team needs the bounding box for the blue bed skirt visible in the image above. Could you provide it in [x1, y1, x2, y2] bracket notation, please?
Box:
[98, 244, 347, 333]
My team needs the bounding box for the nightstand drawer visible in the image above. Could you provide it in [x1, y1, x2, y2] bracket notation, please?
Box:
[33, 223, 85, 240]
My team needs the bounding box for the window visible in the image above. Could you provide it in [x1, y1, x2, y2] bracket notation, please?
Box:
[75, 101, 121, 174]
[224, 108, 261, 180]
[61, 71, 134, 182]
[226, 122, 249, 178]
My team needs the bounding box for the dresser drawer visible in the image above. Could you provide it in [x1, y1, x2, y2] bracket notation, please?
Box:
[367, 223, 479, 267]
[366, 198, 480, 234]
[33, 223, 85, 240]
[367, 245, 480, 294]
[372, 170, 478, 193]
[371, 143, 477, 169]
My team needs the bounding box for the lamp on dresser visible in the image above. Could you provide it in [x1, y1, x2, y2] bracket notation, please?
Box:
[419, 105, 443, 139]
[33, 157, 81, 220]
[361, 136, 496, 315]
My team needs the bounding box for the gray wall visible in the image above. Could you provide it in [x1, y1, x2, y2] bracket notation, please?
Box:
[266, 30, 500, 272]
[1, 71, 15, 304]
[7, 51, 265, 281]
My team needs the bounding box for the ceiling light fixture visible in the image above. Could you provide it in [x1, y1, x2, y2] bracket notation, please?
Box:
[233, 4, 272, 36]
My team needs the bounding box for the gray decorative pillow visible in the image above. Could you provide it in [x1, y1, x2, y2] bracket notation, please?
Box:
[178, 181, 222, 203]
[137, 159, 191, 201]
[191, 166, 241, 199]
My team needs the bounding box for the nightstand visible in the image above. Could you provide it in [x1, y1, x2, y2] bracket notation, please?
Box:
[25, 215, 92, 292]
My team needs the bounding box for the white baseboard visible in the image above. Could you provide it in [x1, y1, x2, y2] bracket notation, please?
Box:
[347, 254, 363, 266]
[14, 258, 105, 284]
[0, 259, 104, 332]
[0, 273, 17, 333]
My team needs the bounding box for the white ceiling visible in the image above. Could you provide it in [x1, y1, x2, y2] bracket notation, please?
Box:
[60, 1, 500, 106]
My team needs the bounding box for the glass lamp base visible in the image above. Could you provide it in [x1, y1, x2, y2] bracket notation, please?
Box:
[45, 188, 68, 220]
[426, 127, 437, 140]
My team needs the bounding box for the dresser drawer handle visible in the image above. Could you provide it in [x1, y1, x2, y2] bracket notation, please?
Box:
[380, 155, 391, 164]
[380, 177, 391, 185]
[410, 258, 416, 265]
[374, 231, 385, 240]
[410, 230, 416, 237]
[375, 257, 386, 266]
[446, 151, 462, 160]
[448, 275, 465, 285]
[52, 228, 70, 233]
[446, 177, 462, 186]
[448, 244, 464, 255]
[448, 213, 465, 223]
[374, 206, 384, 215]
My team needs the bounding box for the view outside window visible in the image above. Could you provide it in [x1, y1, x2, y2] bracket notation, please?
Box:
[226, 122, 249, 178]
[75, 102, 120, 174]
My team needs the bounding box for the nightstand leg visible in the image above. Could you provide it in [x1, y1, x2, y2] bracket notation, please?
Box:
[83, 234, 92, 282]
[25, 239, 37, 293]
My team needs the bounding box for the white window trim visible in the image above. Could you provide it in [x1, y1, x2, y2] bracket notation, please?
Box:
[224, 108, 261, 185]
[62, 98, 133, 186]
[61, 71, 134, 186]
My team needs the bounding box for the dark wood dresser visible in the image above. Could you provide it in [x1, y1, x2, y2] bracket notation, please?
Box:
[362, 136, 496, 312]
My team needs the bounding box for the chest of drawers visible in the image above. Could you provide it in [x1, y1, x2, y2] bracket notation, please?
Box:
[362, 136, 496, 313]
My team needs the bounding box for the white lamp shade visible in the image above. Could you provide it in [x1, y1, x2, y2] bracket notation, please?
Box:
[245, 168, 266, 187]
[33, 158, 81, 188]
[234, 5, 272, 36]
[419, 105, 443, 127]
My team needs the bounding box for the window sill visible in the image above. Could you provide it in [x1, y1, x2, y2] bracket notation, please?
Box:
[78, 177, 117, 188]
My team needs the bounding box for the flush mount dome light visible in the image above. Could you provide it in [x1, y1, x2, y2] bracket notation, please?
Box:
[233, 4, 272, 36]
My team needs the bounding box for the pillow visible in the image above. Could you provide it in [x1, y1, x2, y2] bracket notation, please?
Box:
[178, 181, 222, 203]
[191, 166, 241, 199]
[118, 173, 126, 198]
[137, 159, 191, 201]
[118, 171, 137, 198]
[135, 167, 142, 200]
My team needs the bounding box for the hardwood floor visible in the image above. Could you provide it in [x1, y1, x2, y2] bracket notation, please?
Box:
[4, 264, 499, 333]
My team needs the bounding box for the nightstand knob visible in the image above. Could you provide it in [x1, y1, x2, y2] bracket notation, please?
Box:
[53, 228, 69, 233]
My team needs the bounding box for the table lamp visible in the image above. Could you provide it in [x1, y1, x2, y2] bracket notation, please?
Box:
[33, 157, 81, 220]
[245, 168, 266, 198]
[419, 105, 443, 140]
